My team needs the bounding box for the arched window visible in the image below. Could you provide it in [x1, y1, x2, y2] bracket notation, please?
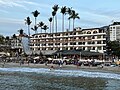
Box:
[87, 31, 91, 34]
[93, 31, 97, 34]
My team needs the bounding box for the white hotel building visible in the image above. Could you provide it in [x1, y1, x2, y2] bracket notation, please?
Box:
[30, 27, 108, 53]
[109, 22, 120, 41]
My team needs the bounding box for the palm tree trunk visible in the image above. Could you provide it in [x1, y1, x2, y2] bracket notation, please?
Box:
[55, 15, 57, 33]
[50, 22, 51, 33]
[62, 14, 64, 50]
[52, 16, 54, 33]
[28, 25, 30, 37]
[62, 14, 64, 32]
[69, 19, 71, 31]
[35, 17, 37, 34]
[41, 28, 42, 33]
[73, 19, 75, 30]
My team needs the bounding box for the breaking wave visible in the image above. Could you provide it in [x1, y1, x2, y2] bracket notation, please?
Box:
[0, 67, 120, 80]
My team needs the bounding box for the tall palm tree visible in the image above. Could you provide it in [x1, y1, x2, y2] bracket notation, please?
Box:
[48, 17, 52, 33]
[42, 25, 49, 51]
[61, 6, 67, 32]
[25, 17, 32, 37]
[38, 21, 44, 33]
[67, 7, 72, 30]
[32, 10, 40, 33]
[60, 6, 67, 51]
[52, 11, 56, 33]
[52, 4, 59, 33]
[69, 10, 80, 30]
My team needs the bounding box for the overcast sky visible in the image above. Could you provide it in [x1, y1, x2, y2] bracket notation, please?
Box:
[0, 0, 120, 36]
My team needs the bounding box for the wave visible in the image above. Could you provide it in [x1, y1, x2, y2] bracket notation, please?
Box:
[0, 67, 120, 80]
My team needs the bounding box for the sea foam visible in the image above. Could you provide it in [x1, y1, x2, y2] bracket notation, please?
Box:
[0, 67, 120, 80]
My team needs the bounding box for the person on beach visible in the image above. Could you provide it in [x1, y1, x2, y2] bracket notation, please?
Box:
[50, 65, 54, 70]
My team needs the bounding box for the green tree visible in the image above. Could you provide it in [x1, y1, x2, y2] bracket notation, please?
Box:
[67, 7, 72, 30]
[52, 11, 56, 33]
[107, 41, 120, 58]
[48, 17, 52, 33]
[38, 21, 44, 33]
[0, 35, 5, 44]
[25, 16, 32, 37]
[69, 10, 80, 30]
[52, 4, 59, 33]
[42, 25, 49, 33]
[61, 6, 67, 32]
[18, 29, 24, 36]
[32, 10, 40, 33]
[31, 25, 38, 33]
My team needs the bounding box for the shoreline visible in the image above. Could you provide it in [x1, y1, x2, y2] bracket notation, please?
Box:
[0, 62, 120, 74]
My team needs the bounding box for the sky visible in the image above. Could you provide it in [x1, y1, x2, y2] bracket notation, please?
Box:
[0, 0, 120, 36]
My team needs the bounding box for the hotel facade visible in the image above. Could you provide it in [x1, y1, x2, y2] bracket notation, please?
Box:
[30, 26, 109, 54]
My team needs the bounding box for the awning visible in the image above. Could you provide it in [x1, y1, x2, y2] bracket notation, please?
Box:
[53, 50, 103, 56]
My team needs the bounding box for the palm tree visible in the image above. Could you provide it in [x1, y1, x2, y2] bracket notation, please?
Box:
[31, 25, 38, 33]
[18, 29, 24, 36]
[42, 25, 49, 33]
[42, 25, 49, 51]
[32, 10, 40, 33]
[61, 6, 67, 32]
[38, 21, 44, 33]
[69, 10, 80, 30]
[52, 11, 56, 33]
[52, 4, 59, 33]
[25, 17, 32, 37]
[12, 34, 17, 45]
[67, 7, 72, 30]
[0, 35, 5, 44]
[48, 17, 52, 33]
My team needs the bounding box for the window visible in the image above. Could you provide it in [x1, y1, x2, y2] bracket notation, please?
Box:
[78, 31, 83, 34]
[92, 47, 95, 50]
[70, 47, 73, 50]
[103, 40, 106, 44]
[87, 31, 91, 34]
[83, 42, 85, 45]
[97, 41, 101, 44]
[97, 36, 101, 39]
[78, 42, 82, 45]
[88, 47, 91, 50]
[103, 35, 106, 38]
[91, 42, 95, 44]
[116, 27, 120, 29]
[73, 42, 76, 45]
[98, 47, 101, 50]
[88, 42, 91, 44]
[35, 36, 38, 38]
[93, 31, 98, 34]
[70, 42, 73, 45]
[83, 47, 85, 50]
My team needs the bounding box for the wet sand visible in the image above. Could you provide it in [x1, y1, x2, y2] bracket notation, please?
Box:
[0, 62, 120, 73]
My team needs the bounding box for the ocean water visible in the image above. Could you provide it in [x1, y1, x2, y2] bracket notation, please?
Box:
[0, 67, 120, 90]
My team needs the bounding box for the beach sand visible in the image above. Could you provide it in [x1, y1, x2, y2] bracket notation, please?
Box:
[0, 62, 120, 73]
